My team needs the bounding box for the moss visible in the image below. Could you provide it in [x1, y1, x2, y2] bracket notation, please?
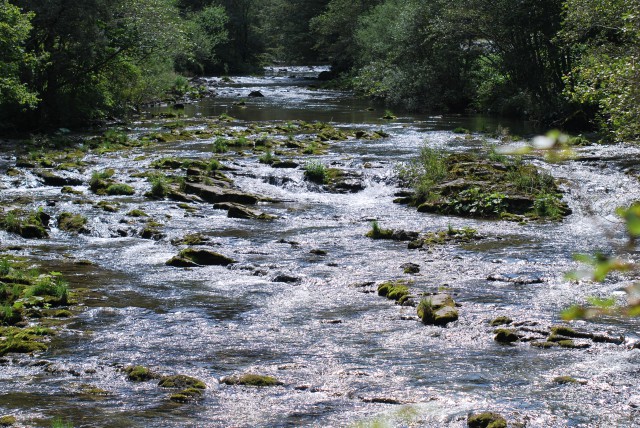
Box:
[95, 201, 119, 212]
[124, 365, 157, 382]
[61, 186, 83, 195]
[467, 412, 507, 428]
[79, 384, 111, 396]
[126, 209, 148, 218]
[1, 209, 50, 239]
[377, 281, 410, 303]
[0, 338, 47, 356]
[489, 316, 513, 327]
[220, 374, 282, 387]
[171, 233, 208, 246]
[169, 387, 204, 403]
[366, 221, 394, 239]
[106, 183, 135, 196]
[530, 341, 559, 349]
[0, 415, 16, 426]
[57, 212, 88, 234]
[553, 376, 587, 385]
[494, 329, 519, 344]
[158, 374, 206, 389]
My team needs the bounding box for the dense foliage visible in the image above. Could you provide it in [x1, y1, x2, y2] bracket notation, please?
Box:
[0, 0, 637, 140]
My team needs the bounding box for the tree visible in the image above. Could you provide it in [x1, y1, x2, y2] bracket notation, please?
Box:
[0, 1, 38, 112]
[12, 0, 186, 128]
[310, 0, 381, 72]
[562, 0, 640, 141]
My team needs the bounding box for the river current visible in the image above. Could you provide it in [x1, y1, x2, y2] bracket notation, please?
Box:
[1, 66, 640, 427]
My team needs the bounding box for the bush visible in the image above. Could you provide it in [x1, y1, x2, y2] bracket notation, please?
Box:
[304, 161, 328, 184]
[213, 137, 228, 153]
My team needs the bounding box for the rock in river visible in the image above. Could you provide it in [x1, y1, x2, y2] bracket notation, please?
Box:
[166, 248, 236, 267]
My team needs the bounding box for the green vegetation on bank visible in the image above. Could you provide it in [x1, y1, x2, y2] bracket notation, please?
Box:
[1, 0, 637, 138]
[0, 256, 74, 356]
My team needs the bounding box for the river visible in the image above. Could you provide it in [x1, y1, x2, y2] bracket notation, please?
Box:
[1, 66, 640, 427]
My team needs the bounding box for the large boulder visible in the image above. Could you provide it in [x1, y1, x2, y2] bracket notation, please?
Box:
[166, 248, 236, 267]
[213, 202, 276, 220]
[417, 294, 459, 326]
[183, 182, 259, 205]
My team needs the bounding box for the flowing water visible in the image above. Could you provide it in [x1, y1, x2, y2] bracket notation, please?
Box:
[1, 66, 640, 427]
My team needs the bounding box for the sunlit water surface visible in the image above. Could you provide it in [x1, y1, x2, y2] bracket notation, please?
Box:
[1, 66, 640, 427]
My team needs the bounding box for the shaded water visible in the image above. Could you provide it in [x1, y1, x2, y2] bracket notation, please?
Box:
[2, 66, 640, 427]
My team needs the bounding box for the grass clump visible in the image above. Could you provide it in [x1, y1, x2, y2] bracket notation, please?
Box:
[365, 221, 394, 239]
[213, 137, 228, 153]
[259, 150, 275, 164]
[304, 161, 328, 184]
[1, 208, 50, 239]
[148, 174, 169, 198]
[397, 146, 448, 202]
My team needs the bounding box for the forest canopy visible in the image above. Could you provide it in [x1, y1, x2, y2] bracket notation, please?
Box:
[0, 0, 638, 141]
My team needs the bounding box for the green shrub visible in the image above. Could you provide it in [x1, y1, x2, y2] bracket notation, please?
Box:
[213, 137, 228, 153]
[148, 174, 169, 198]
[397, 146, 448, 201]
[304, 161, 328, 184]
[259, 150, 274, 164]
[533, 192, 564, 219]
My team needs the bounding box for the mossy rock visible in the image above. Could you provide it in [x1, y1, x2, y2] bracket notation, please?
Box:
[106, 183, 135, 196]
[417, 294, 458, 326]
[158, 374, 206, 390]
[168, 248, 236, 267]
[127, 209, 148, 218]
[549, 325, 593, 339]
[171, 233, 208, 246]
[220, 374, 283, 387]
[530, 341, 558, 349]
[0, 339, 47, 356]
[124, 365, 158, 382]
[467, 412, 507, 428]
[489, 316, 512, 327]
[169, 387, 204, 403]
[494, 329, 519, 344]
[553, 376, 587, 385]
[0, 415, 16, 426]
[377, 281, 411, 304]
[57, 212, 89, 234]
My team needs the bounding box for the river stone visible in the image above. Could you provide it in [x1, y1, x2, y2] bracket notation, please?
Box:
[494, 328, 519, 344]
[166, 256, 199, 268]
[417, 294, 459, 326]
[176, 248, 235, 266]
[248, 90, 264, 97]
[432, 306, 459, 326]
[467, 412, 507, 428]
[0, 415, 16, 426]
[271, 160, 299, 169]
[19, 224, 49, 239]
[183, 182, 259, 205]
[400, 262, 420, 274]
[220, 374, 283, 387]
[159, 374, 206, 390]
[213, 202, 276, 220]
[36, 170, 83, 186]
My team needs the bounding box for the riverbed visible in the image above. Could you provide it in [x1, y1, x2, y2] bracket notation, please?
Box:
[1, 66, 640, 427]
